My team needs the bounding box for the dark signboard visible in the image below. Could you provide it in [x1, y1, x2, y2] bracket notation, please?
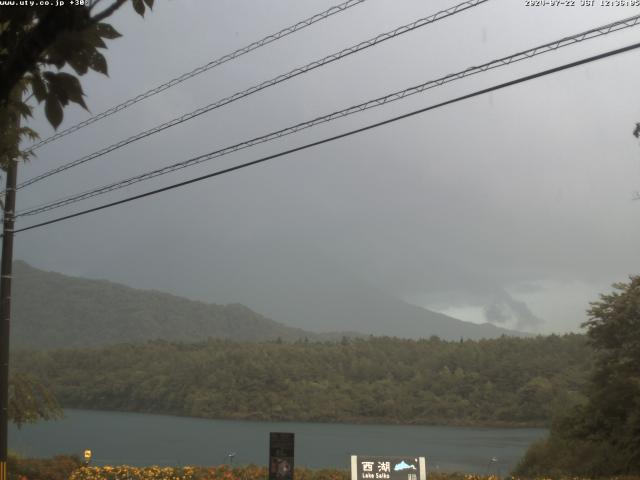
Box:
[269, 432, 294, 480]
[351, 456, 426, 480]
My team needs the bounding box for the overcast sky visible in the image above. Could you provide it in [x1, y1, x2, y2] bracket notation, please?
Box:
[12, 0, 640, 334]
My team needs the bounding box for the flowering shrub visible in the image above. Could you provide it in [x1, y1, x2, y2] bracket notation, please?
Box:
[8, 454, 82, 480]
[69, 465, 350, 480]
[23, 463, 640, 480]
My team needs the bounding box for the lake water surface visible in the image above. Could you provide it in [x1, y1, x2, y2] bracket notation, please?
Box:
[9, 409, 547, 474]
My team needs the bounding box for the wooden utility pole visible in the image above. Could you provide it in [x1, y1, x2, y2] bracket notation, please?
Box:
[0, 113, 19, 480]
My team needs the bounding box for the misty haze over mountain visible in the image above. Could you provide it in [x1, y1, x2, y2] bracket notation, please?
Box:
[11, 260, 525, 348]
[12, 0, 640, 335]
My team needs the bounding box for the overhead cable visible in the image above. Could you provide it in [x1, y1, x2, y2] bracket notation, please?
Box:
[12, 40, 640, 235]
[15, 13, 640, 218]
[16, 0, 488, 190]
[24, 0, 369, 152]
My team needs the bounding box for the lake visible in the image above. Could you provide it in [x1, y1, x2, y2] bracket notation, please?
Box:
[9, 409, 547, 474]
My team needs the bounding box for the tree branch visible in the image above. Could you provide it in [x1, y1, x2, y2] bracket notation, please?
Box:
[0, 1, 128, 111]
[91, 0, 128, 24]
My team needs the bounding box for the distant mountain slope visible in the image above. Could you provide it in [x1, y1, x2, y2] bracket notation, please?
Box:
[11, 260, 527, 349]
[237, 275, 529, 341]
[11, 261, 333, 349]
[186, 245, 530, 341]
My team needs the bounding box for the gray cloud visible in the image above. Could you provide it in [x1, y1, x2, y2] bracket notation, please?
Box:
[483, 290, 544, 329]
[12, 0, 640, 335]
[483, 303, 510, 325]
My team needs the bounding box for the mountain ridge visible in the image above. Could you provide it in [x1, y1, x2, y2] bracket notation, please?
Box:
[11, 260, 343, 348]
[11, 260, 527, 349]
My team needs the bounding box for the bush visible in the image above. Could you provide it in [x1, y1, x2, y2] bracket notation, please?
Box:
[68, 465, 350, 480]
[67, 466, 499, 480]
[8, 454, 82, 480]
[513, 435, 635, 478]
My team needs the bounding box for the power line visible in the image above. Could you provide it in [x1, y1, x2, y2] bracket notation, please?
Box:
[15, 13, 640, 218]
[12, 41, 640, 235]
[16, 0, 488, 191]
[24, 0, 368, 152]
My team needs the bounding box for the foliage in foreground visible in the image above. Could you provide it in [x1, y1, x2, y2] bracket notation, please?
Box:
[0, 1, 154, 173]
[8, 454, 81, 480]
[8, 373, 62, 428]
[515, 276, 640, 476]
[64, 464, 640, 480]
[66, 465, 494, 480]
[15, 464, 481, 480]
[10, 458, 640, 480]
[9, 464, 470, 480]
[14, 334, 590, 427]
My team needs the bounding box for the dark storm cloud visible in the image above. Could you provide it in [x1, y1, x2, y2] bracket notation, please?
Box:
[13, 0, 640, 334]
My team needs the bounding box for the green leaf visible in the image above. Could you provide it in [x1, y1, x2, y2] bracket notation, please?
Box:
[30, 73, 47, 103]
[132, 0, 145, 16]
[44, 94, 63, 130]
[143, 0, 154, 8]
[49, 32, 80, 62]
[18, 126, 39, 142]
[95, 22, 122, 40]
[66, 49, 90, 75]
[44, 50, 66, 69]
[81, 27, 106, 49]
[13, 101, 32, 119]
[43, 71, 69, 106]
[51, 72, 87, 110]
[88, 50, 108, 76]
[0, 20, 11, 34]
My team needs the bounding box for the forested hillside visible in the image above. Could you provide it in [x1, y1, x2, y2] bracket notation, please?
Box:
[515, 277, 640, 476]
[14, 334, 590, 427]
[11, 261, 527, 347]
[11, 261, 348, 348]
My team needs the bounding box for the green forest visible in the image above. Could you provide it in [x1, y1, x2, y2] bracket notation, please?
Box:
[13, 334, 589, 427]
[514, 277, 640, 476]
